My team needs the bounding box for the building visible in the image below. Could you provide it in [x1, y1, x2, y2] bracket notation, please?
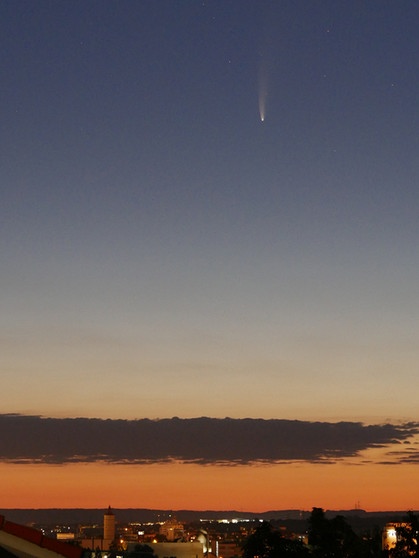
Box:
[159, 520, 184, 542]
[77, 507, 117, 552]
[138, 542, 204, 558]
[103, 507, 116, 551]
[213, 541, 241, 558]
[382, 522, 417, 553]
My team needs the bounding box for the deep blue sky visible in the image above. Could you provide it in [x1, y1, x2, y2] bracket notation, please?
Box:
[1, 1, 419, 421]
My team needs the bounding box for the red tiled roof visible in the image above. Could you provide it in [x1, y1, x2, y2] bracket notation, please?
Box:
[41, 535, 84, 558]
[3, 521, 43, 546]
[0, 516, 84, 558]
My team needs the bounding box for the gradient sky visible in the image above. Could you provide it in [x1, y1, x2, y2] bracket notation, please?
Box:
[1, 1, 419, 511]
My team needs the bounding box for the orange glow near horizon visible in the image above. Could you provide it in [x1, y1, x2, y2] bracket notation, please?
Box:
[1, 457, 418, 512]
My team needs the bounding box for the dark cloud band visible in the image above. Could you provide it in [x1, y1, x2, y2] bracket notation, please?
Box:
[0, 415, 417, 465]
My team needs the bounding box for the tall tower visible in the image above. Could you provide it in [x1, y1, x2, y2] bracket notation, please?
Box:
[103, 506, 116, 549]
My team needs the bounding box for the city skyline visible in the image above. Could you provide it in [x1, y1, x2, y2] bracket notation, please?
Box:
[1, 1, 419, 511]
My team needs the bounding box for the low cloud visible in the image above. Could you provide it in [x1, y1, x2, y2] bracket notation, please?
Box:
[0, 415, 417, 465]
[382, 442, 419, 464]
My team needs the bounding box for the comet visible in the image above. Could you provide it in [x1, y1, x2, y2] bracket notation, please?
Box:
[258, 58, 268, 122]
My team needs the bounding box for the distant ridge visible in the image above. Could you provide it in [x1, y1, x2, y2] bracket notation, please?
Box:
[1, 509, 307, 524]
[0, 508, 415, 526]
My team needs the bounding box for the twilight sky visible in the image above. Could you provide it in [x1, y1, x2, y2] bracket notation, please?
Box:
[1, 1, 419, 511]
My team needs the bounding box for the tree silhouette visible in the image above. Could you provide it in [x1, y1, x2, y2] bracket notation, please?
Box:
[127, 544, 158, 558]
[308, 507, 363, 558]
[242, 520, 309, 558]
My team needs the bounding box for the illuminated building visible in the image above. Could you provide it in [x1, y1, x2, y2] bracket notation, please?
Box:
[143, 542, 203, 558]
[103, 506, 116, 550]
[159, 518, 184, 542]
[382, 522, 416, 552]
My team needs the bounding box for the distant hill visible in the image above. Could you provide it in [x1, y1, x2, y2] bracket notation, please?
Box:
[0, 508, 416, 528]
[2, 508, 305, 524]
